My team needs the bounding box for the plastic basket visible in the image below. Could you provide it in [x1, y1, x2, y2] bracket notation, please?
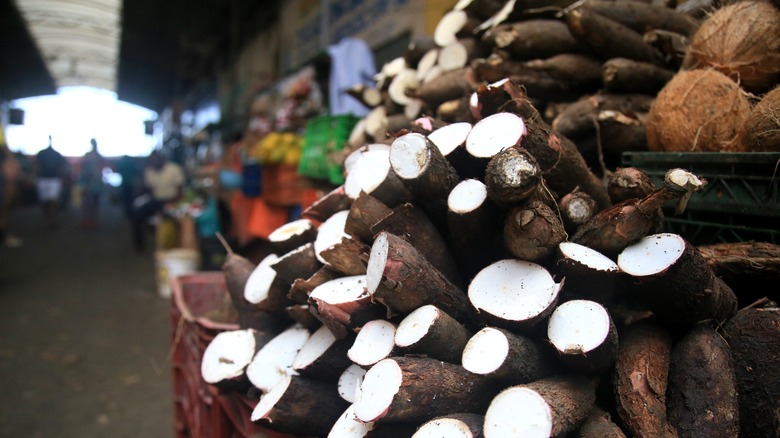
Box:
[170, 272, 240, 438]
[621, 152, 780, 244]
[298, 114, 360, 183]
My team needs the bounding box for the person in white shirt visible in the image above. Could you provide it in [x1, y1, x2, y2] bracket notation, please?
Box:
[131, 151, 185, 251]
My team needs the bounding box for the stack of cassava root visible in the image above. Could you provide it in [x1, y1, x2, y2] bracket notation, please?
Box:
[199, 1, 780, 437]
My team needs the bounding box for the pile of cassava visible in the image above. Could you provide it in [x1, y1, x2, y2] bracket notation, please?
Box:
[200, 0, 780, 437]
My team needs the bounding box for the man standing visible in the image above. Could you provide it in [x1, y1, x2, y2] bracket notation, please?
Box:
[35, 136, 69, 229]
[131, 150, 185, 251]
[79, 138, 106, 228]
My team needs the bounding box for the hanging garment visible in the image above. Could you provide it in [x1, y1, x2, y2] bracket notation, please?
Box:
[327, 37, 377, 117]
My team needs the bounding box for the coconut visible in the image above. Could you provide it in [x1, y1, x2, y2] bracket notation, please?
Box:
[682, 1, 780, 93]
[646, 69, 751, 152]
[744, 86, 780, 152]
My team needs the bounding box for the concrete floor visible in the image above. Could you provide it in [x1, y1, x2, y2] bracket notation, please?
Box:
[0, 199, 174, 437]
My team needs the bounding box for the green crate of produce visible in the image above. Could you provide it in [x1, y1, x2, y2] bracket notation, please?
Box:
[298, 114, 360, 183]
[621, 152, 780, 245]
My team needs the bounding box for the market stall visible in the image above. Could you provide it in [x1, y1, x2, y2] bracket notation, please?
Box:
[171, 1, 780, 437]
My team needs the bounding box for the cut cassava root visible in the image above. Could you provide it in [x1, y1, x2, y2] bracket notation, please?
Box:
[483, 375, 596, 438]
[618, 233, 738, 330]
[547, 299, 618, 375]
[462, 326, 551, 385]
[353, 356, 497, 424]
[467, 259, 562, 331]
[395, 304, 473, 364]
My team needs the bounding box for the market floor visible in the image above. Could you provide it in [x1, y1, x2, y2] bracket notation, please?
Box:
[0, 198, 174, 437]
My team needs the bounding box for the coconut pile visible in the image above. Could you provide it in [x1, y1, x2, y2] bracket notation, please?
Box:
[346, 0, 780, 166]
[197, 1, 780, 437]
[649, 1, 780, 152]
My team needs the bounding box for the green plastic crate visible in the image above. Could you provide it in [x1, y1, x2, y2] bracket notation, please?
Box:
[298, 114, 360, 184]
[621, 152, 780, 244]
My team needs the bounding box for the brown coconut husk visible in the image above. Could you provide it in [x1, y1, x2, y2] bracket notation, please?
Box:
[646, 68, 751, 152]
[744, 86, 780, 152]
[681, 1, 780, 94]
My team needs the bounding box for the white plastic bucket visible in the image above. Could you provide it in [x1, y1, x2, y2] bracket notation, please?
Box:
[156, 248, 200, 299]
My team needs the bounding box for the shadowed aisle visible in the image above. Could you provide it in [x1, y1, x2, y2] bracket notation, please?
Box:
[0, 198, 173, 437]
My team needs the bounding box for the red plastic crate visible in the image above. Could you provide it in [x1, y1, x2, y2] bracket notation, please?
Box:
[170, 272, 297, 437]
[170, 272, 240, 438]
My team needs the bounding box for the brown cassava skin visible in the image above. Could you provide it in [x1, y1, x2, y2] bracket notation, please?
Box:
[270, 242, 322, 286]
[471, 77, 543, 122]
[396, 306, 473, 364]
[252, 376, 349, 436]
[403, 35, 437, 69]
[484, 146, 543, 206]
[482, 19, 587, 60]
[582, 0, 700, 36]
[446, 185, 506, 281]
[643, 29, 688, 69]
[301, 185, 352, 223]
[576, 406, 627, 438]
[667, 323, 740, 438]
[508, 53, 604, 103]
[721, 307, 780, 438]
[613, 321, 678, 438]
[309, 292, 386, 340]
[744, 86, 780, 152]
[565, 6, 664, 65]
[629, 242, 738, 331]
[288, 265, 341, 304]
[371, 203, 463, 288]
[521, 118, 612, 209]
[319, 236, 370, 276]
[413, 67, 479, 108]
[553, 247, 621, 304]
[252, 275, 295, 313]
[606, 167, 664, 234]
[371, 232, 478, 325]
[344, 191, 392, 244]
[523, 375, 598, 437]
[292, 335, 354, 381]
[607, 166, 657, 204]
[268, 224, 318, 256]
[374, 356, 499, 423]
[559, 188, 598, 235]
[571, 198, 661, 257]
[603, 57, 675, 95]
[552, 93, 655, 140]
[555, 315, 619, 377]
[698, 241, 780, 288]
[503, 200, 567, 264]
[390, 134, 461, 231]
[222, 253, 290, 332]
[475, 327, 552, 385]
[284, 304, 321, 331]
[438, 96, 475, 125]
[222, 252, 255, 312]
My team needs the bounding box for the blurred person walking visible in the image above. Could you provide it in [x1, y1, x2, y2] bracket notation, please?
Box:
[35, 136, 69, 229]
[116, 154, 142, 219]
[78, 138, 106, 228]
[131, 150, 185, 252]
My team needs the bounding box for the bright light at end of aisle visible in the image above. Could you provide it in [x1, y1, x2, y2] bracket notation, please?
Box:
[5, 86, 159, 158]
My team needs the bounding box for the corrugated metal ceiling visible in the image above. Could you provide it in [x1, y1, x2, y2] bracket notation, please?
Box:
[1, 0, 281, 112]
[13, 0, 121, 91]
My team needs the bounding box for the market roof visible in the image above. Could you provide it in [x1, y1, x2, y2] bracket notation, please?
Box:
[0, 0, 281, 112]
